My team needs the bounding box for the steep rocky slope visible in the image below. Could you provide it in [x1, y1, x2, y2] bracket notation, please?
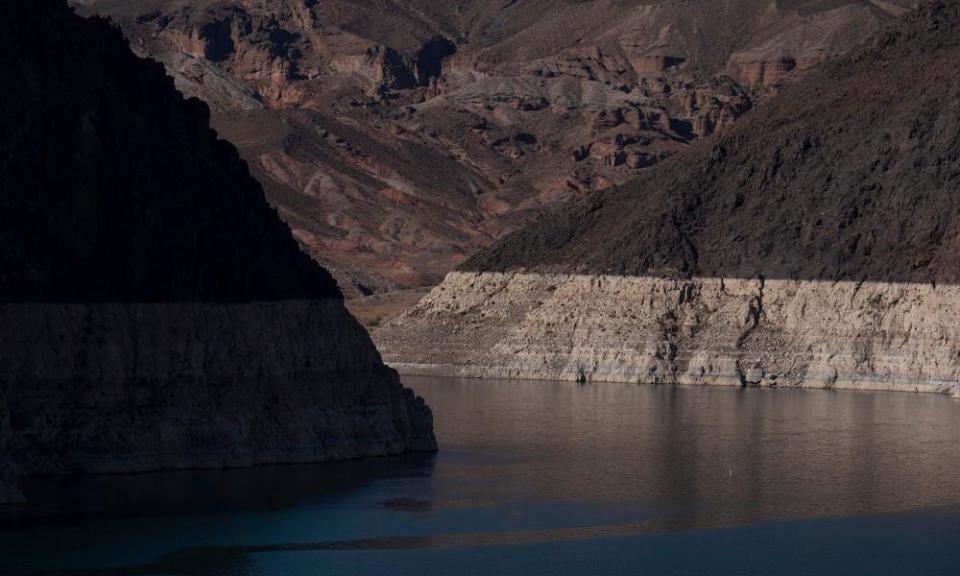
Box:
[376, 0, 960, 397]
[0, 0, 434, 504]
[77, 0, 912, 292]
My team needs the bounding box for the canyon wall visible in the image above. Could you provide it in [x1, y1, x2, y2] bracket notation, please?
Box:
[378, 272, 960, 397]
[2, 301, 434, 476]
[0, 300, 434, 505]
[0, 299, 435, 506]
[376, 1, 960, 398]
[0, 0, 434, 504]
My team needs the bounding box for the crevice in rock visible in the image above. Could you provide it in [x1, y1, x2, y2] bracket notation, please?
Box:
[415, 36, 456, 86]
[575, 361, 587, 384]
[735, 359, 748, 388]
[736, 274, 765, 347]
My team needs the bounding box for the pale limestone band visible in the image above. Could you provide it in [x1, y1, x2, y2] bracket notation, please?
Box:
[377, 272, 960, 397]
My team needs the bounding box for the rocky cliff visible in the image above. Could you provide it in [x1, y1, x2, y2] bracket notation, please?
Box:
[0, 0, 434, 505]
[376, 1, 960, 398]
[77, 0, 912, 292]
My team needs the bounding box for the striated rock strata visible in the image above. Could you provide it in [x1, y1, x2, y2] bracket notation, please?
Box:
[378, 272, 960, 397]
[2, 301, 435, 474]
[0, 0, 434, 504]
[376, 1, 960, 398]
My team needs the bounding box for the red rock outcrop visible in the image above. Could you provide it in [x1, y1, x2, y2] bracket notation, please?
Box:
[734, 56, 798, 85]
[78, 0, 912, 292]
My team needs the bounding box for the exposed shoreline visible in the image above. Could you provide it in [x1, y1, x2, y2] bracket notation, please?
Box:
[376, 271, 960, 399]
[388, 362, 960, 396]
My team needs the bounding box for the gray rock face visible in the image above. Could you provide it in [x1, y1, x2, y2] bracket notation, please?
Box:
[1, 301, 434, 483]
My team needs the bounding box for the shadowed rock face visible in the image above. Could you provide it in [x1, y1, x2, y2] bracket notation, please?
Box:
[0, 0, 435, 504]
[77, 0, 912, 292]
[0, 1, 332, 303]
[375, 1, 960, 396]
[462, 0, 960, 284]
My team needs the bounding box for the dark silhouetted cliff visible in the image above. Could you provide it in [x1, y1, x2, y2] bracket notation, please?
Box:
[0, 0, 435, 504]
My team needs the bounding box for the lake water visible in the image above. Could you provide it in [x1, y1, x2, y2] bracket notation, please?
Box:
[2, 377, 960, 575]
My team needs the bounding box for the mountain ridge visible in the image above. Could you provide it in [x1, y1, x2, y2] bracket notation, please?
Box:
[77, 0, 913, 292]
[461, 0, 960, 284]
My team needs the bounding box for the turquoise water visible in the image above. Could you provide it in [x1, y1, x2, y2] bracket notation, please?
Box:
[2, 377, 960, 575]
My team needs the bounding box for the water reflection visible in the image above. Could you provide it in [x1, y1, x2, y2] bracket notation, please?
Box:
[418, 378, 960, 524]
[2, 453, 436, 530]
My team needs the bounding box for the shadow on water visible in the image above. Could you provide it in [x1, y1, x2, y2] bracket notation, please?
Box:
[0, 453, 437, 531]
[32, 508, 960, 576]
[36, 522, 672, 576]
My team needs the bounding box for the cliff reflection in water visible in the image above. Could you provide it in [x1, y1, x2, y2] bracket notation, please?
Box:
[3, 378, 960, 575]
[419, 377, 960, 526]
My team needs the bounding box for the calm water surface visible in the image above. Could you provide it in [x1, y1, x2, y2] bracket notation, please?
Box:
[2, 377, 960, 575]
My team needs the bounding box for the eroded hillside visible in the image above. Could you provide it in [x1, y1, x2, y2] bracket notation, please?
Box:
[77, 0, 911, 293]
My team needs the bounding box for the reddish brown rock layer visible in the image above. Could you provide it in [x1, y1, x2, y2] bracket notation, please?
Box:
[78, 0, 911, 292]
